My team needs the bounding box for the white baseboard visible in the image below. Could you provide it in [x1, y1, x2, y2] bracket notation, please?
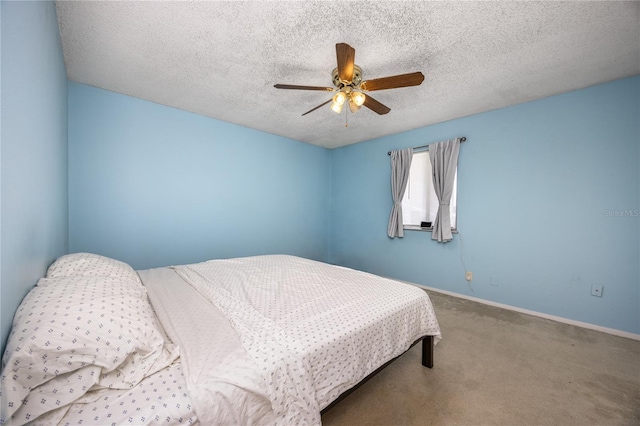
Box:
[408, 282, 640, 341]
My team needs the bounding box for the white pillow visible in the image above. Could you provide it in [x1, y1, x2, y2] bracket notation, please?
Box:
[1, 275, 178, 424]
[46, 252, 140, 283]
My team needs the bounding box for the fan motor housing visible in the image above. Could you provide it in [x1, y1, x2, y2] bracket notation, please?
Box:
[332, 65, 362, 88]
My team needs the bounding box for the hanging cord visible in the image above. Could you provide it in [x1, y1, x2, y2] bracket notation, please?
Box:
[345, 104, 348, 127]
[458, 231, 473, 292]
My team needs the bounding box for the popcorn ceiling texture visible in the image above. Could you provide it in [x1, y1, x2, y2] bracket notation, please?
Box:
[55, 1, 639, 149]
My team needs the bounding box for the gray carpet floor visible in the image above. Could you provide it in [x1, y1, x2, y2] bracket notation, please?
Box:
[321, 290, 640, 426]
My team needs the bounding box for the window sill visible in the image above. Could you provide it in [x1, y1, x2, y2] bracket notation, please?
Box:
[403, 225, 458, 234]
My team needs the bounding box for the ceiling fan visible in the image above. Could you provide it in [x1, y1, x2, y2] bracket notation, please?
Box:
[274, 43, 425, 117]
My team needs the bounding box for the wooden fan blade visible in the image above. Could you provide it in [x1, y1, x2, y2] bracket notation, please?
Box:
[336, 43, 355, 82]
[360, 72, 424, 91]
[302, 99, 332, 116]
[274, 84, 334, 91]
[363, 95, 391, 115]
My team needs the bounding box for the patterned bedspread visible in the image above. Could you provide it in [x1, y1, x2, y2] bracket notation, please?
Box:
[1, 253, 441, 426]
[139, 267, 275, 426]
[143, 255, 441, 425]
[0, 253, 198, 426]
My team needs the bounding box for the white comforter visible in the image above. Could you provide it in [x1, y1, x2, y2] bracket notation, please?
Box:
[140, 255, 441, 425]
[139, 268, 275, 426]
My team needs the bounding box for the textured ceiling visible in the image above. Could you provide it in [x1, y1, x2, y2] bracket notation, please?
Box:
[55, 1, 640, 149]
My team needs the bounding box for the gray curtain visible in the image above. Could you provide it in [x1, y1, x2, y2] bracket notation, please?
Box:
[387, 148, 413, 238]
[429, 138, 461, 242]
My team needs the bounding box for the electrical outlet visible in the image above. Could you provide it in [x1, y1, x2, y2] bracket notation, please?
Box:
[490, 275, 499, 286]
[465, 271, 473, 282]
[591, 284, 603, 297]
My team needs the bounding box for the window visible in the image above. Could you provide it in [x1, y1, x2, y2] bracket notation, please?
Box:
[401, 150, 457, 230]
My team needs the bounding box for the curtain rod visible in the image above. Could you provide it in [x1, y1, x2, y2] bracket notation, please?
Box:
[387, 136, 467, 155]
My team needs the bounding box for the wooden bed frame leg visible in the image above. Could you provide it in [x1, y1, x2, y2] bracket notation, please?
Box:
[422, 336, 434, 368]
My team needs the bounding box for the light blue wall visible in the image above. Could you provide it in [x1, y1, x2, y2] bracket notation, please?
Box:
[1, 1, 69, 351]
[330, 76, 640, 335]
[68, 82, 331, 270]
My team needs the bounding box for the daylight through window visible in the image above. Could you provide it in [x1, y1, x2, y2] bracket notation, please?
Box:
[401, 150, 457, 229]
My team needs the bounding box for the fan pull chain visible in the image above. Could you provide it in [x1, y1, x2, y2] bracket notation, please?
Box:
[345, 105, 348, 127]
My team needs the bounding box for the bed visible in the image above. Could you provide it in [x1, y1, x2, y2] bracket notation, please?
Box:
[1, 253, 441, 425]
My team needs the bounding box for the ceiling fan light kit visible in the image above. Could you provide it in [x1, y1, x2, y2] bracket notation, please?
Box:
[351, 91, 366, 107]
[331, 86, 366, 114]
[275, 43, 425, 120]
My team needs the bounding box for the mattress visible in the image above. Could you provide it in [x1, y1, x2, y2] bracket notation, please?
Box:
[1, 253, 441, 425]
[139, 255, 441, 425]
